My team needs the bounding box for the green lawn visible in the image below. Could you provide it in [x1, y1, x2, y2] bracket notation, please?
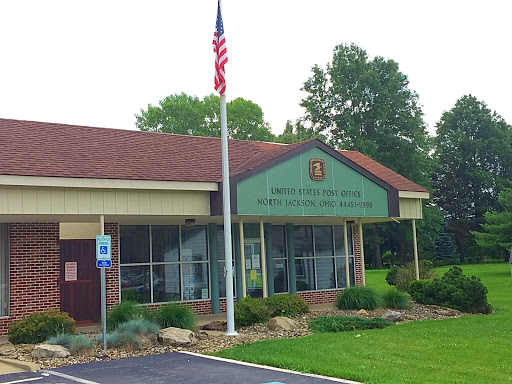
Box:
[215, 263, 512, 383]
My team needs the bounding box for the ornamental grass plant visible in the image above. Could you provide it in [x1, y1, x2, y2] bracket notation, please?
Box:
[106, 301, 142, 331]
[382, 287, 412, 310]
[335, 286, 383, 310]
[153, 302, 196, 330]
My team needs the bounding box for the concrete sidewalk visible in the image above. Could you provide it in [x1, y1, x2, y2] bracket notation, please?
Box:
[0, 302, 336, 375]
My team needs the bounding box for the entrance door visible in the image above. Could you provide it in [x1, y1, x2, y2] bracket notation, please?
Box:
[244, 240, 262, 298]
[59, 240, 100, 323]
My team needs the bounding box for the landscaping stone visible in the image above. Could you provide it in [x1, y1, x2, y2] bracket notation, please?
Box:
[268, 316, 300, 331]
[159, 327, 197, 346]
[33, 344, 70, 359]
[357, 309, 369, 316]
[0, 342, 15, 355]
[435, 309, 459, 316]
[382, 310, 402, 322]
[200, 320, 226, 331]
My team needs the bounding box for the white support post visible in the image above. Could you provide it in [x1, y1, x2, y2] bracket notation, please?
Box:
[412, 219, 419, 280]
[343, 219, 350, 288]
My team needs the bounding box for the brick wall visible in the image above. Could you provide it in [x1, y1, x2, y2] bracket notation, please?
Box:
[0, 223, 60, 334]
[353, 225, 363, 286]
[105, 223, 120, 310]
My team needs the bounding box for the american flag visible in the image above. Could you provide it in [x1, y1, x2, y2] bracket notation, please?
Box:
[213, 1, 228, 94]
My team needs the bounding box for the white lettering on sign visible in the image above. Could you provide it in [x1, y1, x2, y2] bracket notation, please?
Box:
[65, 262, 77, 281]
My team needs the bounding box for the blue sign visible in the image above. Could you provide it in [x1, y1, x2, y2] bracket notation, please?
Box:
[96, 259, 112, 268]
[96, 235, 111, 260]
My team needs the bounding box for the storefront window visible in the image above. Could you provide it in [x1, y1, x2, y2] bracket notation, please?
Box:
[294, 225, 315, 291]
[120, 225, 209, 304]
[272, 226, 288, 293]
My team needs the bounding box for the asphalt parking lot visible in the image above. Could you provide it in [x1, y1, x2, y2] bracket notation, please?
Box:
[0, 352, 358, 384]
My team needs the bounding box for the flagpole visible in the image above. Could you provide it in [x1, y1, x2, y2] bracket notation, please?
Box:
[220, 93, 237, 335]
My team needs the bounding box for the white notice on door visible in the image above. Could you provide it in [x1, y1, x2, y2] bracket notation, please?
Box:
[252, 254, 260, 269]
[65, 262, 77, 281]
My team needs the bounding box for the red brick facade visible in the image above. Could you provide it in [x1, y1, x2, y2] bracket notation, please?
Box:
[0, 222, 364, 334]
[0, 223, 60, 334]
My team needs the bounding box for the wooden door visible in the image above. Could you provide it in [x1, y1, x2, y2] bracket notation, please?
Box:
[59, 240, 100, 323]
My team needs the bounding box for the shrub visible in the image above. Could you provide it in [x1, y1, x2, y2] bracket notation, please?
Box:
[409, 266, 492, 314]
[382, 287, 412, 310]
[385, 265, 400, 286]
[265, 294, 309, 317]
[8, 310, 76, 344]
[310, 316, 393, 333]
[335, 287, 383, 310]
[46, 333, 74, 347]
[234, 296, 274, 326]
[117, 319, 160, 335]
[69, 334, 95, 355]
[106, 301, 142, 331]
[153, 303, 196, 330]
[393, 260, 437, 291]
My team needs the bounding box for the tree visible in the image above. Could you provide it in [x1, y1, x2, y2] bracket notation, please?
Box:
[301, 43, 437, 268]
[473, 188, 512, 261]
[432, 95, 512, 260]
[301, 43, 432, 186]
[136, 92, 275, 141]
[276, 120, 326, 144]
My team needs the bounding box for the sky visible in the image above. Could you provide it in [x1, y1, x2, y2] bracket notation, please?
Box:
[1, 0, 511, 137]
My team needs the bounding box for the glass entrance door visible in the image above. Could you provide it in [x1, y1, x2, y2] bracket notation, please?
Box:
[244, 240, 262, 298]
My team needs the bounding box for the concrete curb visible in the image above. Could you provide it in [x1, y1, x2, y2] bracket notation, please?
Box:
[0, 357, 40, 374]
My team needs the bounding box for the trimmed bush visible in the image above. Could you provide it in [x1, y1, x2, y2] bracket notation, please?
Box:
[234, 296, 274, 326]
[336, 287, 383, 310]
[46, 333, 74, 347]
[8, 310, 76, 344]
[382, 287, 412, 310]
[311, 316, 393, 333]
[117, 319, 160, 335]
[386, 260, 437, 291]
[409, 266, 492, 314]
[69, 334, 95, 355]
[266, 294, 309, 317]
[153, 303, 196, 330]
[106, 301, 142, 331]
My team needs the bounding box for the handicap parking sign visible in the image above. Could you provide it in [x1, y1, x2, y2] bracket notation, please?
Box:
[96, 235, 111, 260]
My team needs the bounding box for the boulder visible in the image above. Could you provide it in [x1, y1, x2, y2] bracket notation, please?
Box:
[382, 310, 402, 322]
[159, 327, 197, 346]
[268, 316, 299, 331]
[0, 342, 15, 356]
[435, 309, 459, 317]
[357, 309, 369, 316]
[200, 320, 226, 331]
[33, 344, 70, 359]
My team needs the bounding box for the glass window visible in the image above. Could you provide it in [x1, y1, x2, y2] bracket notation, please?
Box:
[336, 257, 356, 288]
[316, 257, 335, 290]
[295, 258, 315, 291]
[273, 259, 288, 293]
[0, 224, 8, 316]
[120, 225, 210, 304]
[294, 225, 313, 258]
[181, 226, 207, 262]
[314, 226, 334, 256]
[151, 225, 179, 262]
[334, 225, 353, 256]
[272, 225, 288, 293]
[120, 226, 149, 264]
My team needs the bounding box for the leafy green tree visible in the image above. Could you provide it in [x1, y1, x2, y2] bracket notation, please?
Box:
[301, 43, 432, 186]
[473, 188, 512, 260]
[432, 95, 512, 260]
[276, 120, 326, 144]
[136, 92, 275, 141]
[301, 43, 437, 268]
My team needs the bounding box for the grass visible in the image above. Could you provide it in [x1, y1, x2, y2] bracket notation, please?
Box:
[214, 263, 512, 383]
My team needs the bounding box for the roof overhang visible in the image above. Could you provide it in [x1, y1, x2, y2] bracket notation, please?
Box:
[0, 175, 218, 192]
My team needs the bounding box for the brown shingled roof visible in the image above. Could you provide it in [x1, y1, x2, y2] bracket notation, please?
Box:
[0, 118, 427, 193]
[339, 150, 428, 193]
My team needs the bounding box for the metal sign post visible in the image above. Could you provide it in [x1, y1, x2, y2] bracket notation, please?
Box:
[96, 234, 111, 352]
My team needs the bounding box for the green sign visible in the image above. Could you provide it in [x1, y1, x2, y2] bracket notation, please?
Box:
[236, 148, 389, 217]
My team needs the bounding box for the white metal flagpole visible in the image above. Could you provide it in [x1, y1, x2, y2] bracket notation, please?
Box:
[214, 0, 236, 335]
[221, 92, 237, 335]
